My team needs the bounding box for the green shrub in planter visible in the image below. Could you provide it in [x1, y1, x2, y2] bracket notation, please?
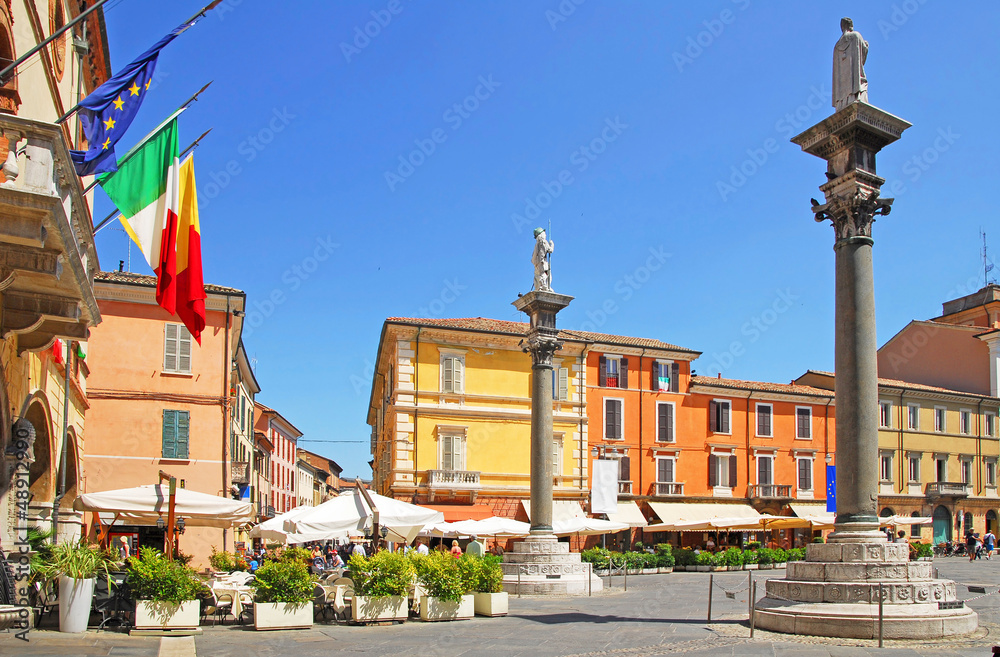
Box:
[411, 551, 467, 602]
[31, 540, 117, 584]
[674, 548, 695, 567]
[654, 544, 675, 568]
[757, 548, 775, 565]
[641, 553, 659, 569]
[746, 541, 761, 550]
[209, 547, 249, 572]
[812, 536, 825, 543]
[127, 547, 207, 603]
[278, 546, 312, 564]
[911, 542, 933, 560]
[581, 547, 611, 568]
[351, 551, 414, 598]
[694, 552, 712, 566]
[772, 548, 788, 563]
[786, 548, 806, 562]
[719, 547, 743, 567]
[251, 559, 314, 604]
[743, 549, 759, 564]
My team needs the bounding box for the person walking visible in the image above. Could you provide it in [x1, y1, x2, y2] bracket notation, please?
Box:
[985, 530, 996, 560]
[466, 535, 485, 558]
[966, 530, 977, 562]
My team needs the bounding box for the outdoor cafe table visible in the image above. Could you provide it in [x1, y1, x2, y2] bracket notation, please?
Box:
[211, 581, 253, 622]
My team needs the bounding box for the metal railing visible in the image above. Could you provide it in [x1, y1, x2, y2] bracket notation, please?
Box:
[617, 481, 632, 494]
[748, 484, 792, 498]
[654, 482, 684, 496]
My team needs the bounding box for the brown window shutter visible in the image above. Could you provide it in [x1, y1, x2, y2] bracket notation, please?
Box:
[708, 455, 717, 487]
[671, 362, 680, 392]
[620, 358, 628, 389]
[709, 401, 717, 432]
[721, 403, 730, 433]
[619, 456, 630, 481]
[651, 362, 658, 390]
[729, 454, 738, 488]
[657, 405, 667, 441]
[666, 404, 674, 442]
[599, 356, 607, 387]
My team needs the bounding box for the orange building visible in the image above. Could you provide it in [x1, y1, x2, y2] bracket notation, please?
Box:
[254, 402, 301, 515]
[83, 272, 246, 566]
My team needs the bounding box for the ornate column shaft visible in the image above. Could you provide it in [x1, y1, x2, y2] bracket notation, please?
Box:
[525, 331, 561, 534]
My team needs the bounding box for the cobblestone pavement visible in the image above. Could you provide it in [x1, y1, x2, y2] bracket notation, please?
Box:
[5, 558, 1000, 656]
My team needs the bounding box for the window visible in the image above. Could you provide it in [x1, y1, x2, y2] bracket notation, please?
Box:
[879, 452, 892, 482]
[934, 407, 946, 433]
[654, 361, 679, 392]
[757, 455, 774, 486]
[552, 434, 563, 476]
[618, 456, 631, 485]
[709, 453, 737, 488]
[656, 402, 675, 442]
[907, 404, 920, 431]
[910, 512, 923, 538]
[709, 400, 731, 434]
[656, 457, 675, 483]
[796, 407, 812, 439]
[161, 410, 190, 459]
[440, 355, 464, 393]
[163, 324, 192, 373]
[605, 398, 623, 440]
[797, 458, 813, 491]
[439, 432, 465, 470]
[551, 367, 569, 401]
[599, 356, 628, 389]
[987, 460, 997, 487]
[987, 413, 997, 438]
[240, 395, 246, 432]
[908, 455, 921, 483]
[879, 401, 892, 428]
[961, 459, 972, 484]
[960, 410, 972, 435]
[935, 457, 947, 482]
[756, 404, 773, 437]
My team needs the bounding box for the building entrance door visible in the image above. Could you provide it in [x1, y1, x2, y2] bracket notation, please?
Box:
[933, 505, 951, 545]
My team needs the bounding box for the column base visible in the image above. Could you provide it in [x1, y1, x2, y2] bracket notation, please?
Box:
[501, 537, 602, 596]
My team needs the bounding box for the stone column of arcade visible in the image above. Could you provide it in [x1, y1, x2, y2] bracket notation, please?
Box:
[753, 18, 976, 639]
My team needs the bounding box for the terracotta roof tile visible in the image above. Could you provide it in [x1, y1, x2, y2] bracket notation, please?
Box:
[803, 369, 1000, 399]
[385, 317, 699, 354]
[95, 270, 243, 295]
[690, 375, 834, 397]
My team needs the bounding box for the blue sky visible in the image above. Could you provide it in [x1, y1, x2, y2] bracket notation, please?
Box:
[93, 1, 1000, 477]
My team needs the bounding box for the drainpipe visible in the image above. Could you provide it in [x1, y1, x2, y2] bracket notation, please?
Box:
[52, 341, 73, 544]
[897, 389, 905, 496]
[638, 348, 645, 500]
[745, 391, 753, 502]
[414, 328, 421, 499]
[578, 347, 586, 499]
[222, 298, 231, 552]
[977, 397, 984, 494]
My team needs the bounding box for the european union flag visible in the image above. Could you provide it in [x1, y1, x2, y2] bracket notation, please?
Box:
[826, 465, 836, 513]
[70, 20, 194, 176]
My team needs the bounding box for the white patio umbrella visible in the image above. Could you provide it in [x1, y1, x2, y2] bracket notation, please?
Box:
[74, 484, 254, 528]
[450, 517, 531, 538]
[249, 506, 313, 543]
[881, 515, 932, 527]
[553, 517, 629, 537]
[285, 489, 444, 544]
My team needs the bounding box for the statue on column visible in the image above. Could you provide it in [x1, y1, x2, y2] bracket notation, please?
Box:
[532, 228, 554, 291]
[832, 17, 868, 111]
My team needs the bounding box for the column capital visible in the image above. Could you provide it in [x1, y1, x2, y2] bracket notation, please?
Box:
[814, 187, 893, 242]
[522, 329, 563, 367]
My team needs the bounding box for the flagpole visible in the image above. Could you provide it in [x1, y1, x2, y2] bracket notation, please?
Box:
[0, 0, 110, 86]
[92, 128, 212, 234]
[55, 0, 223, 124]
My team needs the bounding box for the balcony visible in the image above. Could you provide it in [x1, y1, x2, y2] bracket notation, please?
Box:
[427, 469, 481, 502]
[654, 482, 684, 496]
[618, 481, 633, 495]
[231, 461, 250, 485]
[748, 484, 792, 499]
[0, 115, 101, 354]
[259, 503, 276, 519]
[926, 482, 969, 499]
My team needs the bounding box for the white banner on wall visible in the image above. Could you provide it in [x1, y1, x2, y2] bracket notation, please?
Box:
[591, 459, 619, 515]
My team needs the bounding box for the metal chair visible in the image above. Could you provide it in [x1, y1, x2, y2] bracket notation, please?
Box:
[201, 591, 234, 626]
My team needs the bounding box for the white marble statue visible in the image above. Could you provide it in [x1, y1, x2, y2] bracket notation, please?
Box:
[532, 228, 554, 291]
[832, 17, 868, 111]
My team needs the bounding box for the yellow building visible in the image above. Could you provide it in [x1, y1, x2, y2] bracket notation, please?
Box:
[368, 318, 591, 520]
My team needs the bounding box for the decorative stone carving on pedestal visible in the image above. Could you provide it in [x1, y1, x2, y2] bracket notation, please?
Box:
[500, 230, 601, 595]
[753, 19, 976, 638]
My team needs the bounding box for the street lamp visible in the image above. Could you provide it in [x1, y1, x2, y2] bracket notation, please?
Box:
[176, 517, 186, 534]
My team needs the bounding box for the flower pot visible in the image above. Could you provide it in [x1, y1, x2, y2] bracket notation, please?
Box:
[642, 568, 658, 575]
[473, 592, 507, 617]
[657, 567, 673, 574]
[254, 602, 313, 630]
[694, 565, 711, 572]
[135, 600, 200, 630]
[627, 568, 642, 576]
[58, 576, 95, 633]
[744, 564, 759, 570]
[351, 595, 408, 623]
[711, 566, 728, 572]
[420, 595, 474, 621]
[759, 563, 773, 570]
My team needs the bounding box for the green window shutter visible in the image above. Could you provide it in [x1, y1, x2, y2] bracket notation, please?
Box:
[162, 410, 177, 458]
[176, 411, 190, 459]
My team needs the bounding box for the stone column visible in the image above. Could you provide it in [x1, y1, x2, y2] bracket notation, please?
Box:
[527, 336, 557, 534]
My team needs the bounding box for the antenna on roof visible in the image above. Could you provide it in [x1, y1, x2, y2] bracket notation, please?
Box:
[983, 228, 996, 287]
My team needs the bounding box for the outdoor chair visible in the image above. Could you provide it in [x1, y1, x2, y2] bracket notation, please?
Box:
[236, 591, 254, 624]
[29, 579, 58, 628]
[329, 585, 348, 622]
[312, 585, 331, 621]
[92, 572, 132, 631]
[201, 591, 234, 626]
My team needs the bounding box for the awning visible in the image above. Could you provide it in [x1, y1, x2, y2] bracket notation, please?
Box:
[643, 502, 761, 532]
[521, 500, 585, 523]
[790, 503, 836, 528]
[882, 515, 932, 527]
[75, 484, 254, 529]
[604, 501, 648, 528]
[422, 504, 495, 522]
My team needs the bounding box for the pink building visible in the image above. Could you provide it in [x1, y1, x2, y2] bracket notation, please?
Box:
[254, 402, 302, 514]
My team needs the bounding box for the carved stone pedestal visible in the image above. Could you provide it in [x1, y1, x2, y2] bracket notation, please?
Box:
[501, 535, 602, 596]
[755, 540, 976, 638]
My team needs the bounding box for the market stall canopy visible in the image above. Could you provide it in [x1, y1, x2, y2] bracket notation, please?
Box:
[554, 517, 629, 537]
[249, 506, 313, 543]
[789, 503, 836, 528]
[643, 502, 761, 532]
[881, 515, 932, 527]
[75, 484, 254, 529]
[423, 516, 531, 538]
[604, 501, 648, 528]
[521, 500, 585, 523]
[285, 489, 444, 544]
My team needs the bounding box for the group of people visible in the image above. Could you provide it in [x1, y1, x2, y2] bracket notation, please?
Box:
[964, 529, 996, 560]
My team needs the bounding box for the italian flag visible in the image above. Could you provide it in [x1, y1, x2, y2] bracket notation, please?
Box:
[101, 115, 206, 343]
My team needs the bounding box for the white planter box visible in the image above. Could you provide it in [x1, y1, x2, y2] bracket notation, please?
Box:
[59, 576, 95, 633]
[351, 595, 408, 623]
[641, 568, 658, 575]
[254, 602, 313, 630]
[759, 564, 773, 569]
[694, 565, 711, 572]
[420, 595, 474, 621]
[744, 564, 759, 570]
[657, 567, 673, 574]
[135, 600, 200, 630]
[626, 568, 642, 576]
[473, 592, 507, 617]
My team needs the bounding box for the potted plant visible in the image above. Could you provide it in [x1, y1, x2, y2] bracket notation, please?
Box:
[128, 547, 207, 630]
[911, 542, 933, 561]
[251, 558, 314, 630]
[757, 548, 774, 569]
[413, 551, 474, 621]
[640, 552, 658, 575]
[742, 549, 759, 570]
[694, 551, 712, 572]
[350, 551, 413, 623]
[209, 547, 249, 573]
[32, 539, 117, 633]
[673, 548, 694, 571]
[581, 547, 610, 574]
[625, 551, 643, 576]
[709, 551, 728, 572]
[471, 555, 507, 617]
[655, 544, 674, 574]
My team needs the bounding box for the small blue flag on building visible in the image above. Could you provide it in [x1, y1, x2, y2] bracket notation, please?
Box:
[69, 17, 202, 176]
[826, 465, 836, 513]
